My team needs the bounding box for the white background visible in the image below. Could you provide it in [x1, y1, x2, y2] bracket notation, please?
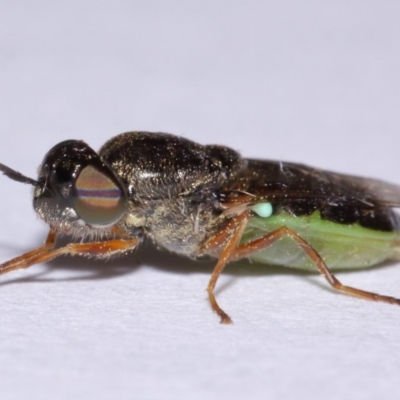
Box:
[1, 2, 400, 400]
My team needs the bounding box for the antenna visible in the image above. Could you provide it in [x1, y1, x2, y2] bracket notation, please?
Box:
[0, 163, 37, 186]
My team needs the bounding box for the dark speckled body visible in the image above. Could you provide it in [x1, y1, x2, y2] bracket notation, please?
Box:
[95, 131, 400, 258]
[98, 132, 246, 256]
[30, 131, 400, 262]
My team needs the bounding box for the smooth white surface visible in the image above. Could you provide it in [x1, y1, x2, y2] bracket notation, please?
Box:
[1, 2, 400, 400]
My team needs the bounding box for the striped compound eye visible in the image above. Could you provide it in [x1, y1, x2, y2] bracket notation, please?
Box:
[72, 165, 126, 227]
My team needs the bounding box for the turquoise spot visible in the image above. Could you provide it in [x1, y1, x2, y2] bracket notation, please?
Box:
[250, 202, 273, 218]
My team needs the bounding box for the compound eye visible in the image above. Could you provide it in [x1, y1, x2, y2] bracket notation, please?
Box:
[72, 165, 126, 227]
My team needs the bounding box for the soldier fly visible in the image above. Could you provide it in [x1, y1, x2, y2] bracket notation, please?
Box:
[1, 131, 400, 323]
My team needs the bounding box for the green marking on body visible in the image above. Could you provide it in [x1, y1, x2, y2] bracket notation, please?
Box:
[241, 210, 400, 271]
[250, 202, 273, 218]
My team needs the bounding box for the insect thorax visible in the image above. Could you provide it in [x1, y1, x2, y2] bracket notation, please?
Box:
[121, 196, 223, 256]
[99, 131, 247, 256]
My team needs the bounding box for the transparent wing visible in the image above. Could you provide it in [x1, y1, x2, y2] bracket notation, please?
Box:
[335, 174, 400, 208]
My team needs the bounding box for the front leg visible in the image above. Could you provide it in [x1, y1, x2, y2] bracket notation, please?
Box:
[0, 229, 140, 277]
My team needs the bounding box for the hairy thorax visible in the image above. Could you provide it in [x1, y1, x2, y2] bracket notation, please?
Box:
[121, 196, 225, 257]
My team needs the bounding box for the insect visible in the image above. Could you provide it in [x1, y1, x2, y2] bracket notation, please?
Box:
[1, 131, 400, 323]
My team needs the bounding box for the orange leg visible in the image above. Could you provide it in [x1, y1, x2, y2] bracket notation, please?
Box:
[200, 212, 251, 324]
[231, 225, 400, 306]
[0, 229, 139, 277]
[201, 213, 400, 324]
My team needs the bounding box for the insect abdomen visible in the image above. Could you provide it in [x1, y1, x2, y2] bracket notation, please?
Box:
[242, 211, 400, 271]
